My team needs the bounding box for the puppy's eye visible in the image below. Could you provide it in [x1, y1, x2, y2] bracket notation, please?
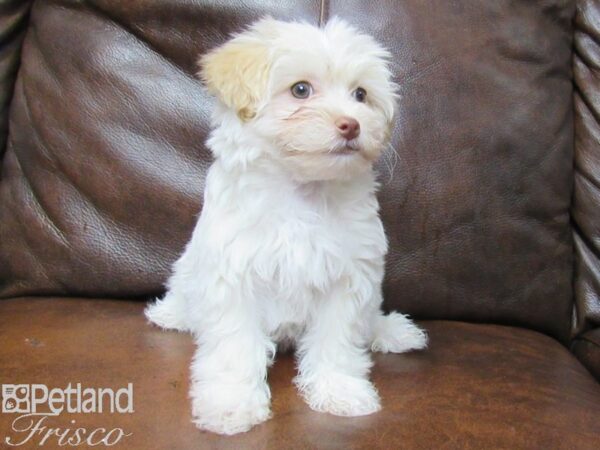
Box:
[353, 87, 367, 103]
[291, 81, 312, 99]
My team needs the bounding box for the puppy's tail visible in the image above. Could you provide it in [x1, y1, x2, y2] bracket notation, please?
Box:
[145, 292, 190, 332]
[371, 312, 428, 354]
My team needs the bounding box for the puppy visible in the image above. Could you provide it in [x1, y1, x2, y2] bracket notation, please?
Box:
[146, 17, 427, 435]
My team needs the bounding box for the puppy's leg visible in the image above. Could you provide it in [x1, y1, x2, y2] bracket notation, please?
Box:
[294, 282, 381, 417]
[370, 311, 428, 353]
[189, 280, 275, 435]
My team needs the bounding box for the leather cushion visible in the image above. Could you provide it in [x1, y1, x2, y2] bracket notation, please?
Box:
[573, 0, 600, 342]
[0, 0, 576, 340]
[0, 298, 598, 449]
[0, 0, 31, 161]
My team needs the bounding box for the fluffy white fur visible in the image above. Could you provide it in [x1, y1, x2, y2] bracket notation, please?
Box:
[145, 17, 427, 435]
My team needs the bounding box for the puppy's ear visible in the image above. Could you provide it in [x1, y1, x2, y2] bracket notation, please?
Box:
[199, 32, 271, 121]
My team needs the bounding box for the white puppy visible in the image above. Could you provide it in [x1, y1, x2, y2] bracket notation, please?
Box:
[145, 17, 427, 435]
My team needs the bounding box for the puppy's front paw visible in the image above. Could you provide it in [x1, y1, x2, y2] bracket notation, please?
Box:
[295, 373, 381, 417]
[190, 382, 271, 435]
[371, 312, 428, 353]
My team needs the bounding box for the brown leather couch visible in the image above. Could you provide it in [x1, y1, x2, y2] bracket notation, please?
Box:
[1, 1, 599, 448]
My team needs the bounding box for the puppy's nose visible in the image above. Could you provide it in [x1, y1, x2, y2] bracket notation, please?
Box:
[335, 116, 360, 140]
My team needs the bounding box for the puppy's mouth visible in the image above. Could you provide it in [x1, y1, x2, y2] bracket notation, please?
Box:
[330, 140, 361, 156]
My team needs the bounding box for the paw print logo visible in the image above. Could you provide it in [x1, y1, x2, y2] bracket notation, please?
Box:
[2, 385, 30, 413]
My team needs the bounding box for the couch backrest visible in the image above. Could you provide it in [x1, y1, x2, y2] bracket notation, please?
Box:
[0, 1, 32, 166]
[0, 0, 578, 341]
[573, 0, 600, 339]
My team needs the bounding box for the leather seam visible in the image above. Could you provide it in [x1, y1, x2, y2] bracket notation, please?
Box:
[319, 0, 328, 26]
[572, 336, 600, 349]
[0, 0, 34, 170]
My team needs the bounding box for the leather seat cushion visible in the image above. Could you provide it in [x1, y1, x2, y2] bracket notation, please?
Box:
[1, 298, 598, 449]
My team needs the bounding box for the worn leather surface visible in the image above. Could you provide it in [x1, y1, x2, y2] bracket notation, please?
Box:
[330, 0, 575, 342]
[0, 0, 321, 299]
[0, 298, 598, 449]
[0, 0, 575, 341]
[0, 0, 31, 161]
[573, 0, 600, 359]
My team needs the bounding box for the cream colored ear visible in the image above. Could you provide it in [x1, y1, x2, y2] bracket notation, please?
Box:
[199, 35, 271, 121]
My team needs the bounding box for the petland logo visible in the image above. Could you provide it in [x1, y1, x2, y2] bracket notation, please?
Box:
[2, 384, 133, 447]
